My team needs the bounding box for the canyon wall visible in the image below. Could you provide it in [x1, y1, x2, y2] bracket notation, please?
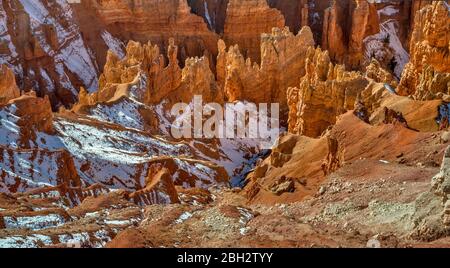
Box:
[82, 0, 219, 66]
[267, 0, 309, 34]
[187, 0, 229, 34]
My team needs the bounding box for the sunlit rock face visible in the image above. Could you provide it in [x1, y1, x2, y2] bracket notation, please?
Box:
[287, 47, 368, 138]
[0, 65, 20, 105]
[398, 1, 450, 99]
[218, 26, 315, 119]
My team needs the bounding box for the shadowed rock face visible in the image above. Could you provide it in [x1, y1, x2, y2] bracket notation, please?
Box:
[187, 0, 229, 34]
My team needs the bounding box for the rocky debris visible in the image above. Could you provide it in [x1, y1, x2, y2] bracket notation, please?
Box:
[103, 160, 448, 248]
[411, 146, 450, 241]
[431, 147, 450, 217]
[269, 177, 295, 196]
[398, 1, 450, 98]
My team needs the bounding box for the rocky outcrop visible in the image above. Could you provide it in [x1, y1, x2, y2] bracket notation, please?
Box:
[414, 66, 450, 101]
[0, 65, 20, 105]
[359, 82, 443, 132]
[129, 165, 180, 206]
[287, 47, 368, 137]
[10, 93, 54, 140]
[398, 1, 450, 98]
[97, 39, 182, 105]
[321, 137, 344, 176]
[223, 0, 285, 63]
[322, 0, 379, 69]
[365, 59, 398, 87]
[244, 133, 330, 204]
[409, 0, 441, 37]
[75, 38, 221, 110]
[218, 26, 315, 117]
[0, 91, 55, 148]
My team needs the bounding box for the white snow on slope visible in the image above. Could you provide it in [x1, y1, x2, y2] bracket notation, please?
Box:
[364, 19, 410, 78]
[0, 235, 53, 248]
[378, 5, 399, 17]
[16, 0, 99, 93]
[0, 2, 23, 77]
[4, 214, 66, 230]
[89, 98, 145, 131]
[0, 104, 20, 147]
[0, 148, 66, 192]
[101, 31, 125, 59]
[204, 1, 213, 30]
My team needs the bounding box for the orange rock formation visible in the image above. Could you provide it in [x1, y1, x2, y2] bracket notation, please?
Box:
[398, 1, 450, 99]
